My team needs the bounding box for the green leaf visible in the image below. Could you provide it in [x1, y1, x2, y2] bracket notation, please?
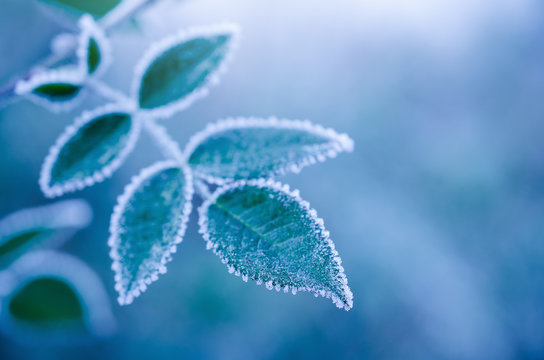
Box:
[0, 200, 92, 267]
[199, 179, 353, 310]
[0, 251, 115, 339]
[133, 24, 239, 117]
[38, 0, 121, 18]
[186, 118, 354, 184]
[109, 162, 194, 305]
[40, 105, 140, 198]
[15, 70, 85, 113]
[9, 277, 85, 328]
[33, 83, 82, 101]
[88, 38, 101, 74]
[77, 15, 111, 76]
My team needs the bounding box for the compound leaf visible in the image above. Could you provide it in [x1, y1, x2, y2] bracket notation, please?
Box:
[109, 162, 193, 305]
[40, 104, 140, 198]
[133, 24, 239, 117]
[185, 118, 354, 184]
[199, 179, 353, 310]
[0, 200, 92, 268]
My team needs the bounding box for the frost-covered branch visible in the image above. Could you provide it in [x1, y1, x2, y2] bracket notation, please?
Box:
[0, 0, 159, 109]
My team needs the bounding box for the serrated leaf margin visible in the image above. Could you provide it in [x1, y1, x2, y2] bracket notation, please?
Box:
[198, 178, 354, 310]
[39, 103, 141, 198]
[108, 161, 194, 305]
[131, 23, 240, 120]
[184, 117, 355, 185]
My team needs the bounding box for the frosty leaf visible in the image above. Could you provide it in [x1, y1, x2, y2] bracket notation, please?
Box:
[38, 0, 121, 19]
[185, 117, 354, 184]
[109, 161, 194, 305]
[77, 15, 111, 76]
[40, 104, 141, 198]
[199, 179, 353, 310]
[0, 251, 115, 341]
[0, 200, 92, 268]
[132, 23, 239, 118]
[15, 69, 85, 113]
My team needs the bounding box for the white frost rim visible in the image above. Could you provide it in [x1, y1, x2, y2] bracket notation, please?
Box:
[76, 14, 112, 78]
[184, 117, 355, 185]
[108, 161, 194, 305]
[15, 68, 86, 113]
[0, 251, 116, 341]
[198, 178, 354, 311]
[131, 22, 241, 120]
[39, 103, 141, 198]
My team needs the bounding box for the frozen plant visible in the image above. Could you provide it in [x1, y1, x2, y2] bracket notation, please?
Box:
[8, 4, 355, 310]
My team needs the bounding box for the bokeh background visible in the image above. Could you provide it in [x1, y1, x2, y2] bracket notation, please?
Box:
[1, 0, 544, 359]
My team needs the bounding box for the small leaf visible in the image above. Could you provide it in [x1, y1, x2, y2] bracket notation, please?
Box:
[0, 251, 115, 341]
[132, 23, 239, 118]
[0, 200, 92, 267]
[38, 0, 121, 19]
[185, 118, 354, 184]
[109, 161, 194, 305]
[15, 69, 85, 113]
[40, 104, 141, 198]
[77, 15, 111, 76]
[198, 179, 353, 310]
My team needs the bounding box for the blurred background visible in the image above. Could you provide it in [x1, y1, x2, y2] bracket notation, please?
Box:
[1, 0, 544, 359]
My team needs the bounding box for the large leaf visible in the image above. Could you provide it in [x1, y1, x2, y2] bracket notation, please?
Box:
[132, 23, 239, 118]
[198, 179, 353, 310]
[77, 15, 111, 76]
[0, 200, 92, 267]
[109, 161, 194, 305]
[15, 69, 85, 113]
[38, 0, 121, 19]
[40, 104, 140, 198]
[185, 118, 354, 184]
[0, 251, 115, 341]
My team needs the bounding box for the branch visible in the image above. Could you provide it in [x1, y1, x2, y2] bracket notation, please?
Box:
[0, 0, 160, 109]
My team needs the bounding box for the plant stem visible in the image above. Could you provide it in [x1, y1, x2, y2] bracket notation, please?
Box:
[87, 78, 133, 104]
[0, 0, 159, 109]
[142, 119, 185, 164]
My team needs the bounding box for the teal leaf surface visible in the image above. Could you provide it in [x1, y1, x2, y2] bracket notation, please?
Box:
[40, 104, 140, 198]
[0, 251, 115, 341]
[38, 0, 121, 19]
[185, 117, 354, 184]
[198, 179, 353, 310]
[0, 200, 92, 267]
[133, 24, 239, 117]
[109, 161, 194, 305]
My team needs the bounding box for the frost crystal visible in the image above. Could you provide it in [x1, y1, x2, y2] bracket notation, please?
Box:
[109, 161, 194, 305]
[15, 69, 86, 113]
[198, 179, 353, 310]
[131, 23, 240, 119]
[40, 103, 141, 198]
[0, 200, 92, 267]
[184, 117, 354, 184]
[0, 251, 115, 341]
[76, 15, 112, 76]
